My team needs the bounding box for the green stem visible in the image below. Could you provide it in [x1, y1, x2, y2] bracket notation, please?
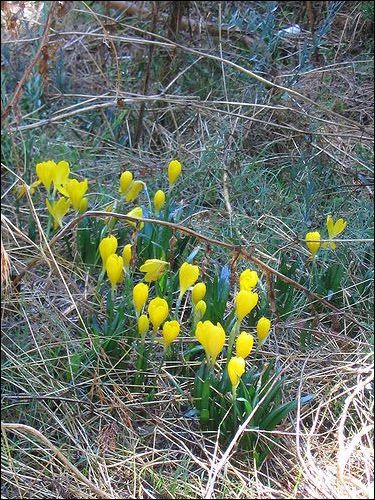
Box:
[135, 337, 146, 386]
[226, 320, 240, 364]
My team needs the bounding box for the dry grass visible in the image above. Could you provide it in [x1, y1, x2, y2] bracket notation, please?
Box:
[1, 1, 374, 499]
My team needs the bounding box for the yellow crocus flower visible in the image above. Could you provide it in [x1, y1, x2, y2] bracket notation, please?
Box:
[105, 254, 124, 289]
[133, 282, 149, 316]
[239, 269, 258, 291]
[257, 317, 271, 345]
[53, 160, 70, 193]
[124, 180, 144, 203]
[305, 231, 321, 257]
[162, 320, 180, 348]
[64, 178, 88, 211]
[195, 320, 225, 364]
[323, 215, 347, 250]
[46, 197, 71, 229]
[139, 258, 169, 282]
[126, 206, 144, 229]
[36, 160, 56, 191]
[227, 356, 246, 388]
[120, 171, 133, 193]
[179, 262, 200, 299]
[148, 297, 169, 332]
[138, 314, 149, 337]
[153, 190, 165, 213]
[14, 179, 41, 199]
[192, 282, 206, 305]
[78, 197, 88, 213]
[235, 290, 259, 322]
[99, 235, 118, 268]
[207, 322, 226, 364]
[122, 244, 132, 269]
[194, 300, 207, 321]
[168, 159, 182, 186]
[236, 331, 254, 359]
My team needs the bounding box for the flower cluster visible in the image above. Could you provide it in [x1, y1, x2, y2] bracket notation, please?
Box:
[305, 215, 347, 258]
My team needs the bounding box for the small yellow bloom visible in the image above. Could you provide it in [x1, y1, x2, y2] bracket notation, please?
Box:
[195, 320, 225, 364]
[122, 244, 132, 269]
[133, 282, 149, 315]
[192, 282, 206, 305]
[139, 259, 169, 282]
[323, 215, 347, 250]
[46, 197, 71, 229]
[236, 331, 254, 359]
[78, 197, 88, 213]
[14, 179, 41, 199]
[148, 297, 169, 332]
[138, 314, 149, 337]
[105, 254, 124, 289]
[179, 262, 200, 298]
[239, 269, 258, 291]
[162, 320, 180, 348]
[124, 180, 144, 203]
[235, 290, 259, 322]
[120, 171, 133, 193]
[126, 206, 144, 229]
[305, 231, 321, 257]
[194, 300, 207, 321]
[257, 317, 271, 345]
[99, 235, 118, 268]
[227, 356, 246, 388]
[168, 159, 182, 186]
[65, 178, 89, 211]
[53, 160, 70, 193]
[36, 160, 56, 191]
[153, 190, 166, 213]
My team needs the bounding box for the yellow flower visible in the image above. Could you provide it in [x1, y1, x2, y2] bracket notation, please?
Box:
[126, 206, 144, 229]
[194, 300, 207, 321]
[99, 235, 118, 268]
[46, 197, 71, 229]
[133, 282, 149, 316]
[305, 231, 321, 257]
[227, 356, 246, 388]
[78, 197, 88, 213]
[257, 317, 271, 345]
[162, 320, 180, 348]
[139, 259, 169, 282]
[195, 320, 225, 364]
[53, 160, 70, 193]
[168, 159, 182, 186]
[235, 290, 259, 322]
[124, 180, 144, 203]
[236, 331, 254, 359]
[323, 215, 347, 250]
[64, 178, 89, 211]
[192, 282, 206, 305]
[120, 171, 133, 193]
[240, 269, 258, 291]
[179, 262, 200, 298]
[36, 160, 56, 191]
[138, 314, 149, 337]
[105, 254, 124, 289]
[148, 297, 169, 332]
[153, 190, 165, 213]
[14, 179, 41, 199]
[122, 244, 132, 269]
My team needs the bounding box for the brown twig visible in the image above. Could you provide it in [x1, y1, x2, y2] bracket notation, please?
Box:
[1, 2, 58, 122]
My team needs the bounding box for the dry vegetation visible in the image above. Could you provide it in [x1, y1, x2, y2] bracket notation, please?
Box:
[1, 1, 374, 499]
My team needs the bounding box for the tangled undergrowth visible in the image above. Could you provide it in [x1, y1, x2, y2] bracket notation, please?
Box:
[1, 1, 374, 499]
